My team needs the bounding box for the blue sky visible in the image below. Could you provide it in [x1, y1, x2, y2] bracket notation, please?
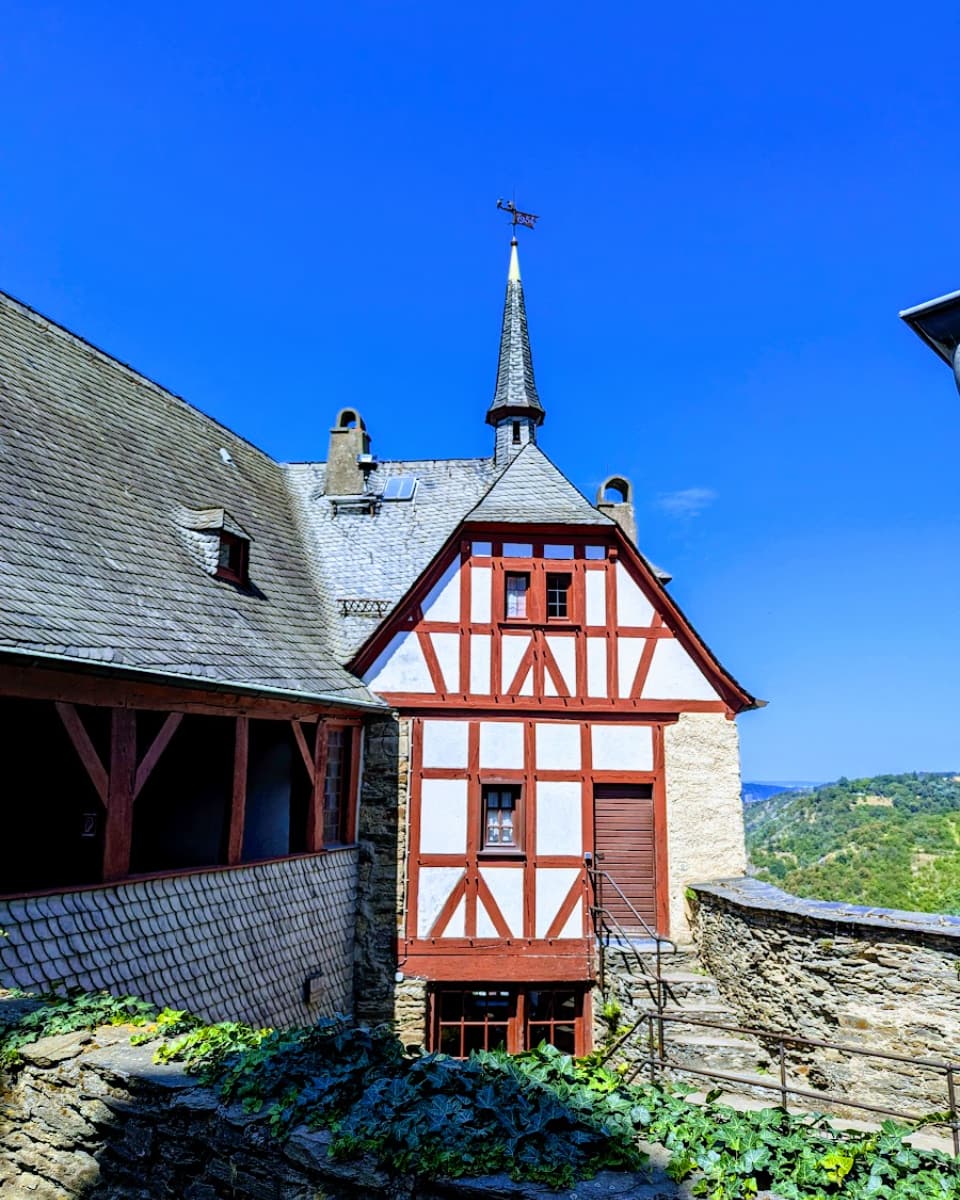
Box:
[2, 2, 959, 781]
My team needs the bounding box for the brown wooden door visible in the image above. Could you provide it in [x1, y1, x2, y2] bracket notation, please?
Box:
[593, 784, 656, 934]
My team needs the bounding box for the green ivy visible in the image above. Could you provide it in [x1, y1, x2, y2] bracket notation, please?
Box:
[0, 989, 156, 1069]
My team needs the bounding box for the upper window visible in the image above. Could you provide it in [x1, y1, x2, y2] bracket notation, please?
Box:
[504, 573, 529, 620]
[546, 573, 571, 619]
[482, 785, 521, 850]
[215, 532, 249, 585]
[323, 727, 353, 845]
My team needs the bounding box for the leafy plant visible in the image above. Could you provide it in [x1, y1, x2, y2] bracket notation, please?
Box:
[0, 989, 156, 1069]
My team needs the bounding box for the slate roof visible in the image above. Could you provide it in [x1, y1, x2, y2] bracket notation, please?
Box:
[284, 456, 500, 660]
[0, 290, 374, 705]
[465, 443, 614, 527]
[486, 240, 544, 425]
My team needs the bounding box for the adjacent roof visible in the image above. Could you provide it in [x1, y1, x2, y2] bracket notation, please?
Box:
[465, 443, 614, 527]
[0, 290, 374, 706]
[486, 240, 545, 426]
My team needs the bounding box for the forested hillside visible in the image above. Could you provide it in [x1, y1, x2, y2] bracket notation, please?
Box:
[745, 772, 960, 915]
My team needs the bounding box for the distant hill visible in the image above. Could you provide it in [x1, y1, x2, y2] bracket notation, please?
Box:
[745, 772, 960, 916]
[741, 781, 820, 805]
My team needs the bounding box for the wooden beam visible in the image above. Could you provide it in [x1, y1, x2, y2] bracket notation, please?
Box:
[54, 702, 108, 805]
[133, 712, 183, 800]
[228, 716, 248, 865]
[291, 720, 316, 784]
[103, 708, 136, 881]
[306, 721, 328, 852]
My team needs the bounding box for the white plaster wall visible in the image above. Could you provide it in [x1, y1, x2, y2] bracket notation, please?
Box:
[536, 781, 582, 856]
[430, 632, 460, 691]
[642, 638, 720, 701]
[546, 636, 576, 694]
[471, 567, 492, 623]
[421, 720, 469, 768]
[586, 637, 607, 697]
[417, 868, 464, 936]
[419, 779, 468, 855]
[422, 560, 461, 623]
[615, 563, 654, 626]
[585, 571, 606, 625]
[536, 868, 579, 937]
[470, 634, 491, 694]
[444, 895, 466, 938]
[479, 720, 524, 768]
[480, 867, 524, 936]
[501, 635, 529, 691]
[365, 633, 433, 693]
[664, 712, 745, 942]
[591, 724, 653, 771]
[617, 638, 645, 698]
[536, 723, 581, 770]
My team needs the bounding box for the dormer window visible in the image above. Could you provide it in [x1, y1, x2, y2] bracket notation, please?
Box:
[216, 531, 249, 584]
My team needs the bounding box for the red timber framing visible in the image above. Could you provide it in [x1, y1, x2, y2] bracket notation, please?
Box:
[350, 525, 755, 716]
[399, 713, 668, 982]
[0, 660, 363, 897]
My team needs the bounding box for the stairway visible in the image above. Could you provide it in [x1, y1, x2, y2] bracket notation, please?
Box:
[598, 944, 780, 1100]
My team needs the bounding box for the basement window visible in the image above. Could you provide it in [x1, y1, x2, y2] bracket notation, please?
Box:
[215, 531, 249, 585]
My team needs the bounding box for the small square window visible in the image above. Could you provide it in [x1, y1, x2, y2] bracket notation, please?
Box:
[584, 545, 606, 560]
[482, 785, 521, 850]
[543, 544, 574, 559]
[502, 542, 533, 558]
[472, 541, 493, 556]
[215, 532, 249, 584]
[546, 573, 571, 619]
[504, 573, 529, 619]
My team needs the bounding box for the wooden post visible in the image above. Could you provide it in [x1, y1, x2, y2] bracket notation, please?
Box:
[307, 721, 329, 852]
[228, 716, 248, 865]
[103, 709, 136, 881]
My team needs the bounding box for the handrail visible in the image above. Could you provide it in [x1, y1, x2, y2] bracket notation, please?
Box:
[585, 860, 677, 952]
[628, 1010, 960, 1159]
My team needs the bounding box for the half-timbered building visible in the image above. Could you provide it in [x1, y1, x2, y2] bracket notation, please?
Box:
[0, 236, 756, 1053]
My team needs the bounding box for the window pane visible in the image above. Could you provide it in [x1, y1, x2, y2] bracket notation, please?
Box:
[551, 1024, 576, 1053]
[546, 573, 570, 619]
[502, 543, 532, 558]
[485, 1024, 508, 1052]
[543, 544, 574, 559]
[505, 574, 528, 618]
[440, 1026, 462, 1056]
[323, 728, 350, 844]
[584, 545, 606, 560]
[440, 991, 465, 1020]
[472, 541, 493, 556]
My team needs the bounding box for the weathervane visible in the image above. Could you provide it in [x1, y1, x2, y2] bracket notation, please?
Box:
[497, 198, 539, 231]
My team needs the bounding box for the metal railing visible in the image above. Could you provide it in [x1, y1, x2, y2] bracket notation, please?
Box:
[627, 1010, 960, 1158]
[585, 860, 960, 1157]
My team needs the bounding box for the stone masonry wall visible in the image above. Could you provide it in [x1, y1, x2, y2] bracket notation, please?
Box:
[690, 878, 960, 1113]
[0, 852, 358, 1027]
[0, 1025, 665, 1200]
[663, 713, 745, 942]
[353, 712, 409, 1028]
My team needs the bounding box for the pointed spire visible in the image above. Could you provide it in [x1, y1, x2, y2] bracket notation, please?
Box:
[486, 238, 545, 428]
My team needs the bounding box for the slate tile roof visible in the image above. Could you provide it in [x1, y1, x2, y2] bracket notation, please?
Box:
[465, 443, 614, 526]
[0, 290, 373, 705]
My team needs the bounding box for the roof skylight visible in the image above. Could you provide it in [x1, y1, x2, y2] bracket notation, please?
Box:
[382, 475, 417, 501]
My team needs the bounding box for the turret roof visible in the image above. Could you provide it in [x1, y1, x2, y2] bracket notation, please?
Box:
[486, 239, 545, 426]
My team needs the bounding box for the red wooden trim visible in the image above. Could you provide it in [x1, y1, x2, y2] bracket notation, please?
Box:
[406, 719, 424, 939]
[580, 988, 593, 1056]
[291, 720, 316, 784]
[228, 715, 248, 865]
[417, 630, 448, 694]
[545, 874, 584, 938]
[375, 694, 727, 715]
[541, 638, 571, 698]
[306, 720, 329, 852]
[103, 708, 136, 881]
[523, 719, 536, 940]
[465, 721, 481, 933]
[653, 723, 670, 936]
[54, 701, 108, 805]
[4, 663, 352, 721]
[459, 549, 471, 695]
[429, 874, 467, 937]
[605, 555, 618, 699]
[476, 874, 512, 938]
[401, 948, 594, 982]
[505, 637, 536, 696]
[133, 711, 182, 800]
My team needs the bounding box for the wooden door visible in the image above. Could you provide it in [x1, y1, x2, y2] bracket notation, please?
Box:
[593, 784, 657, 934]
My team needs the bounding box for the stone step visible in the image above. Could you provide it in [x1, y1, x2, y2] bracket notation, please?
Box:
[661, 1032, 774, 1078]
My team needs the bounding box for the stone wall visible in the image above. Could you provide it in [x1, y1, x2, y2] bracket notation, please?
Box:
[0, 852, 358, 1027]
[663, 713, 745, 942]
[690, 878, 960, 1113]
[0, 1026, 667, 1200]
[353, 712, 408, 1027]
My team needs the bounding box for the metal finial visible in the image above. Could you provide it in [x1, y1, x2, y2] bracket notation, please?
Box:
[496, 198, 539, 231]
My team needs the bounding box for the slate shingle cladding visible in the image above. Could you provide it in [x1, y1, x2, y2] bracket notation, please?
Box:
[0, 291, 372, 704]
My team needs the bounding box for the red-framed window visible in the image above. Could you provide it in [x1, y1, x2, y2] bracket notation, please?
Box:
[481, 784, 521, 851]
[430, 986, 586, 1057]
[546, 572, 571, 620]
[322, 725, 355, 845]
